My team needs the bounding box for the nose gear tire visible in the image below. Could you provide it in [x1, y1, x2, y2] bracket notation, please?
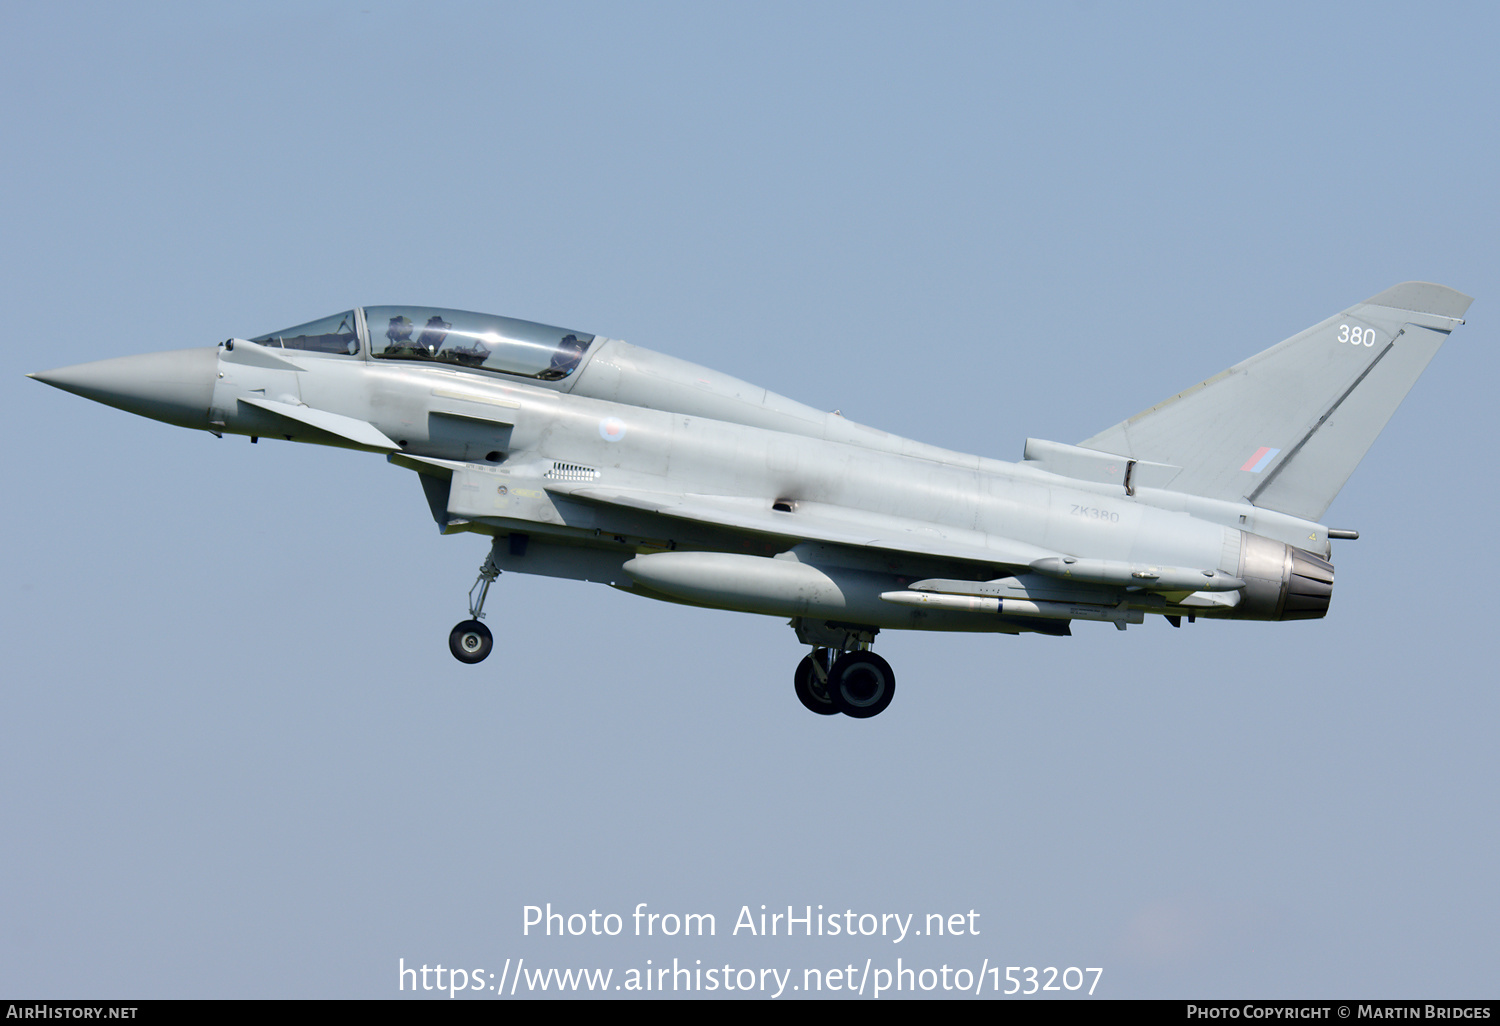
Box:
[449, 620, 493, 663]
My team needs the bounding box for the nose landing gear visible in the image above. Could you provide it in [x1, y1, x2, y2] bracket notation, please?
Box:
[449, 620, 492, 663]
[449, 554, 500, 664]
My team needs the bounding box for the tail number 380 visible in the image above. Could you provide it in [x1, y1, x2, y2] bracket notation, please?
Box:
[1338, 324, 1377, 347]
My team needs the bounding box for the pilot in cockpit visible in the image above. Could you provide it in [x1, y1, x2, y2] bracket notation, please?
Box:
[416, 315, 452, 354]
[548, 333, 586, 377]
[385, 315, 415, 354]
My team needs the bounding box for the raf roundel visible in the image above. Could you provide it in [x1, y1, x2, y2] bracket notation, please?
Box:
[598, 416, 627, 442]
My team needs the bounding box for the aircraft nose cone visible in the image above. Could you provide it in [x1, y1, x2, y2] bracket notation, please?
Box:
[29, 347, 218, 431]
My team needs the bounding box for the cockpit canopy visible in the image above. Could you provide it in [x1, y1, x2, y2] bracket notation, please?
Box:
[249, 307, 597, 381]
[367, 306, 594, 380]
[252, 310, 361, 355]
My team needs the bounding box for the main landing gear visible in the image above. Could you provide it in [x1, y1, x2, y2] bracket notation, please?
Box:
[794, 647, 896, 718]
[449, 555, 499, 664]
[789, 619, 894, 718]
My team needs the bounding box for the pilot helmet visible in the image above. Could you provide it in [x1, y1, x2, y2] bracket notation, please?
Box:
[386, 316, 413, 343]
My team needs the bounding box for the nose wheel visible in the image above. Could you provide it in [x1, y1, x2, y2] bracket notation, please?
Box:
[449, 553, 500, 664]
[450, 620, 493, 663]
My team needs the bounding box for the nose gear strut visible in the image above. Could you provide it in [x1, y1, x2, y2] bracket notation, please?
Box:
[449, 555, 500, 664]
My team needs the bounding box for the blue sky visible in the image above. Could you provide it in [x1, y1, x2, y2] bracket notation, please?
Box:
[3, 1, 1496, 999]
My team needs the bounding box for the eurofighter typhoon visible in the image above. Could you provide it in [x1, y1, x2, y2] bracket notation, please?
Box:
[30, 283, 1471, 718]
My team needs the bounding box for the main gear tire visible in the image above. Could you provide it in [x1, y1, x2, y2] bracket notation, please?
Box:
[827, 651, 895, 718]
[794, 651, 839, 716]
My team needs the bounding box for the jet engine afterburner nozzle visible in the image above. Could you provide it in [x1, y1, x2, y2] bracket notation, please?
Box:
[1280, 547, 1335, 620]
[1236, 533, 1334, 621]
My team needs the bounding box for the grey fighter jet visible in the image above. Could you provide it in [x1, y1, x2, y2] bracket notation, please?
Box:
[29, 284, 1471, 718]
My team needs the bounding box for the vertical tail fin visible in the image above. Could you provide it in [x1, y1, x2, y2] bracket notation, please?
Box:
[1078, 282, 1472, 521]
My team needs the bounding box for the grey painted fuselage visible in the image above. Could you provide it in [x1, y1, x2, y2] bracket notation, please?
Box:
[29, 282, 1471, 688]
